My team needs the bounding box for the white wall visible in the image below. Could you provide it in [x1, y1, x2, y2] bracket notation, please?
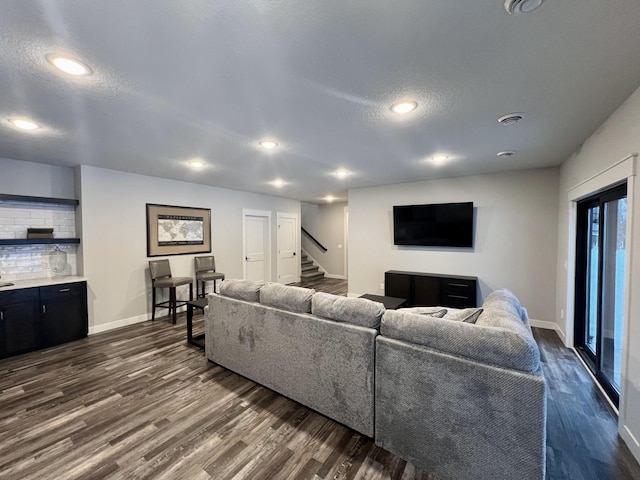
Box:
[0, 157, 76, 199]
[348, 167, 559, 323]
[301, 202, 347, 277]
[556, 84, 640, 462]
[77, 165, 300, 333]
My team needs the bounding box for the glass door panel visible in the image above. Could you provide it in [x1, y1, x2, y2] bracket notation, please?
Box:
[600, 197, 626, 391]
[575, 183, 626, 406]
[585, 206, 599, 355]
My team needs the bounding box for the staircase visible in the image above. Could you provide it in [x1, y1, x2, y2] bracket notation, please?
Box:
[300, 252, 324, 281]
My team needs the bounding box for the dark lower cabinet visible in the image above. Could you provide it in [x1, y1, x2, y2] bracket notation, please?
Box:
[41, 282, 88, 348]
[385, 270, 478, 308]
[0, 288, 40, 358]
[0, 281, 88, 359]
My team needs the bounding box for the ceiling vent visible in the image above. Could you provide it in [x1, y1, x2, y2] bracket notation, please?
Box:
[497, 113, 524, 126]
[504, 0, 544, 15]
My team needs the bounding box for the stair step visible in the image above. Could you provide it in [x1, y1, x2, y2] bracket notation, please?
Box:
[301, 260, 313, 267]
[301, 271, 325, 280]
[302, 264, 319, 273]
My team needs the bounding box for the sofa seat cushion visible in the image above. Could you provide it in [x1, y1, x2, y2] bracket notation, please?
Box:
[219, 279, 264, 302]
[260, 282, 314, 313]
[312, 292, 385, 329]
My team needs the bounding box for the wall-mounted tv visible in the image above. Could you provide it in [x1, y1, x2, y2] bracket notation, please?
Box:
[393, 202, 474, 247]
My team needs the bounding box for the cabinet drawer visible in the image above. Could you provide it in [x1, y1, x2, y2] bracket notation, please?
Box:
[443, 293, 475, 308]
[0, 287, 39, 305]
[40, 282, 86, 301]
[442, 279, 475, 295]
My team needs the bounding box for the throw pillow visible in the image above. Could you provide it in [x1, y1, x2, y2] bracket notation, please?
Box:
[442, 307, 483, 323]
[399, 306, 448, 318]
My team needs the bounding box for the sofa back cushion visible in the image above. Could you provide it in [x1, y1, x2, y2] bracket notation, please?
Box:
[260, 282, 314, 313]
[219, 279, 264, 302]
[381, 306, 540, 373]
[312, 292, 385, 329]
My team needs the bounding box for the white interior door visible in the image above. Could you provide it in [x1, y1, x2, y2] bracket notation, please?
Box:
[243, 209, 271, 282]
[277, 212, 299, 284]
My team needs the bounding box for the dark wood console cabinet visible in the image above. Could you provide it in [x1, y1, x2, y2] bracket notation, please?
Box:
[0, 281, 88, 359]
[385, 270, 478, 308]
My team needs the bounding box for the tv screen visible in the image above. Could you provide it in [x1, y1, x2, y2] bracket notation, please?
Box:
[393, 202, 474, 247]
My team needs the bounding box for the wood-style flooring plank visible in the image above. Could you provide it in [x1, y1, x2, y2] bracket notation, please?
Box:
[1, 278, 639, 479]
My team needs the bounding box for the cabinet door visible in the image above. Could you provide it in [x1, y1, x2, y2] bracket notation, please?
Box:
[0, 302, 41, 358]
[385, 273, 411, 301]
[40, 282, 88, 348]
[412, 276, 441, 306]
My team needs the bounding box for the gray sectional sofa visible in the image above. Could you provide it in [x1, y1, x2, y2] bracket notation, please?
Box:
[205, 281, 546, 480]
[205, 280, 384, 436]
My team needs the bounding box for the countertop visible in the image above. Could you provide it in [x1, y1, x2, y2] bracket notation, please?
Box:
[0, 276, 88, 292]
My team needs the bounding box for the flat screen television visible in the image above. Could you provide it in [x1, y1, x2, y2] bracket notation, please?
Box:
[393, 202, 474, 247]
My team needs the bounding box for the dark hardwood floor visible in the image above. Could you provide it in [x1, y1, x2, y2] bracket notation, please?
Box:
[0, 278, 638, 479]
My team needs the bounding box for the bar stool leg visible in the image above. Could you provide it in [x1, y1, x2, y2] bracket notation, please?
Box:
[170, 287, 177, 324]
[152, 287, 157, 321]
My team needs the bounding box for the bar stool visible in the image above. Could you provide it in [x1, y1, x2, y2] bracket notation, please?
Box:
[149, 259, 193, 324]
[194, 255, 225, 298]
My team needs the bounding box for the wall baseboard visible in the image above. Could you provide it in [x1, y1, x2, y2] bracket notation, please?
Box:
[621, 424, 640, 464]
[89, 312, 149, 335]
[529, 318, 567, 342]
[324, 273, 347, 280]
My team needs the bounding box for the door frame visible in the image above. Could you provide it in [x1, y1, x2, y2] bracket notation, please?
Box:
[276, 211, 300, 284]
[242, 209, 272, 281]
[566, 154, 636, 416]
[574, 183, 627, 405]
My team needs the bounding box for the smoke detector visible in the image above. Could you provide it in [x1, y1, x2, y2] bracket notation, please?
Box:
[498, 113, 524, 126]
[504, 0, 544, 15]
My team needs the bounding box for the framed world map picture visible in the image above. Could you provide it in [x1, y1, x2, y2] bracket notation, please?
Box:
[146, 203, 211, 257]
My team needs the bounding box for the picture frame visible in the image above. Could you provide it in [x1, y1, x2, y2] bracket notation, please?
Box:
[146, 203, 211, 257]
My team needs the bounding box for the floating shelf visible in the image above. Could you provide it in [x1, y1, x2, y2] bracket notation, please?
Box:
[0, 238, 80, 246]
[0, 193, 79, 206]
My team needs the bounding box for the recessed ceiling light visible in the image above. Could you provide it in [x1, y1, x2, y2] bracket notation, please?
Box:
[498, 113, 524, 125]
[497, 151, 516, 157]
[432, 154, 449, 163]
[46, 54, 92, 76]
[390, 100, 417, 114]
[188, 159, 206, 168]
[8, 118, 40, 130]
[504, 0, 544, 15]
[334, 169, 351, 178]
[271, 178, 285, 188]
[259, 140, 278, 149]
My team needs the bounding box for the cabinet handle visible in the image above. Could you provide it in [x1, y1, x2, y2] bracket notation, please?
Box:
[448, 283, 469, 288]
[59, 288, 71, 293]
[1, 311, 3, 321]
[448, 294, 469, 299]
[42, 305, 46, 314]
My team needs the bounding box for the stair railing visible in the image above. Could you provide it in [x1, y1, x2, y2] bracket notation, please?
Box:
[301, 227, 328, 253]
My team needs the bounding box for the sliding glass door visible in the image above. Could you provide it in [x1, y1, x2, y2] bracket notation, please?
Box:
[575, 183, 627, 406]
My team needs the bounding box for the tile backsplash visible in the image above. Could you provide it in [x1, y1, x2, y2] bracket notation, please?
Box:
[0, 201, 76, 239]
[0, 244, 78, 280]
[0, 201, 78, 280]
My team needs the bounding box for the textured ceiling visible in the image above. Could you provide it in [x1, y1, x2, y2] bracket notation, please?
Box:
[2, 1, 640, 203]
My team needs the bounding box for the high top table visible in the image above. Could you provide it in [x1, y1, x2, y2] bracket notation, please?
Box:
[186, 298, 208, 350]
